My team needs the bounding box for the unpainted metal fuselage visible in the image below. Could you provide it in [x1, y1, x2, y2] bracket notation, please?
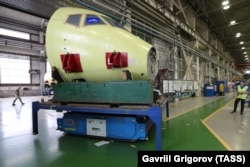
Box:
[46, 7, 157, 82]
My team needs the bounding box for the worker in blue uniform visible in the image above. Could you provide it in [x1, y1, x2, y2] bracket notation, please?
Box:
[231, 80, 248, 115]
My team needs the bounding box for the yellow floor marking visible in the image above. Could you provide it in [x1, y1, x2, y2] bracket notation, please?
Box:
[202, 99, 235, 150]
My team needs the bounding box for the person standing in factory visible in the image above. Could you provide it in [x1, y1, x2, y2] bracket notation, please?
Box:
[12, 86, 25, 106]
[231, 80, 249, 115]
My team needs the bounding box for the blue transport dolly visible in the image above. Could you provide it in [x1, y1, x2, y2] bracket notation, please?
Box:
[32, 101, 163, 150]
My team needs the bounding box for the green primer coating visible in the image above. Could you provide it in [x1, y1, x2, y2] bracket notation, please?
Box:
[52, 81, 153, 104]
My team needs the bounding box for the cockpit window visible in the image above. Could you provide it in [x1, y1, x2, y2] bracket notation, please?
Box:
[85, 15, 104, 25]
[66, 14, 82, 26]
[102, 16, 124, 29]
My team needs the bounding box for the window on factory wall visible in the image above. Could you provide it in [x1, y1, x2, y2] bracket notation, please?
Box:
[0, 28, 30, 40]
[46, 61, 51, 72]
[0, 55, 30, 84]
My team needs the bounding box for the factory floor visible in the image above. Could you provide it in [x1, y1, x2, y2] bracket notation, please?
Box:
[0, 92, 249, 167]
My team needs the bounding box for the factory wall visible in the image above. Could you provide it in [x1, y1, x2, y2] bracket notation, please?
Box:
[0, 7, 46, 97]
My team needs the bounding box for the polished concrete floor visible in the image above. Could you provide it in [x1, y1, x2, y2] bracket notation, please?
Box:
[0, 93, 249, 167]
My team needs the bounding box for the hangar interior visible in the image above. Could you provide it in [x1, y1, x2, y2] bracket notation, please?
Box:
[1, 0, 250, 167]
[1, 0, 249, 98]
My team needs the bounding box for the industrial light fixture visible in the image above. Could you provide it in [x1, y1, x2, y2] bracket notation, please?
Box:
[240, 41, 244, 45]
[243, 52, 247, 54]
[230, 20, 236, 25]
[241, 47, 245, 49]
[223, 5, 230, 10]
[236, 32, 241, 37]
[222, 0, 229, 6]
[222, 0, 230, 10]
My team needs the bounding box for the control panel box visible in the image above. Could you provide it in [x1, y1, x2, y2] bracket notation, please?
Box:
[87, 118, 106, 137]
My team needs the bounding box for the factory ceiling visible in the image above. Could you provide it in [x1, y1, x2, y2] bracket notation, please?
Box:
[0, 0, 250, 71]
[186, 0, 250, 69]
